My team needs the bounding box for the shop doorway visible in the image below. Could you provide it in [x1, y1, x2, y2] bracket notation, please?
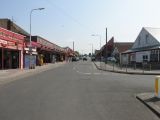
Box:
[1, 49, 19, 69]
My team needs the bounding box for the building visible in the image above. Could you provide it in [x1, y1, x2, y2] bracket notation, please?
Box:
[0, 18, 29, 36]
[112, 42, 133, 63]
[64, 47, 75, 62]
[122, 27, 160, 67]
[30, 36, 66, 65]
[0, 18, 67, 68]
[95, 37, 114, 60]
[95, 37, 133, 62]
[0, 27, 25, 69]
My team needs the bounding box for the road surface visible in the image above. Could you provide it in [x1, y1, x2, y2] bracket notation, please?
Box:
[0, 61, 159, 120]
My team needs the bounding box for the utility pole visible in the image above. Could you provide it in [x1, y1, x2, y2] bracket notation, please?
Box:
[73, 41, 74, 52]
[92, 44, 93, 56]
[106, 28, 108, 63]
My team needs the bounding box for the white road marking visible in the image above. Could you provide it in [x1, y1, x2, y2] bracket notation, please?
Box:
[76, 70, 91, 75]
[73, 62, 105, 75]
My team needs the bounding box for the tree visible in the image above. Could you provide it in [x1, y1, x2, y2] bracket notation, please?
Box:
[74, 51, 80, 56]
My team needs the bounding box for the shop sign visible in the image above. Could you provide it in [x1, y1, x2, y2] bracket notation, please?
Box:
[24, 47, 29, 51]
[32, 51, 37, 55]
[0, 28, 25, 42]
[24, 47, 36, 52]
[25, 51, 37, 55]
[7, 41, 15, 46]
[25, 47, 37, 55]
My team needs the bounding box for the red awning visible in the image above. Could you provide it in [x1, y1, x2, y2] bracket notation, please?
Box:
[26, 41, 41, 48]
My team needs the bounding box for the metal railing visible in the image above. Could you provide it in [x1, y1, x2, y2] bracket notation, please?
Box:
[95, 60, 160, 74]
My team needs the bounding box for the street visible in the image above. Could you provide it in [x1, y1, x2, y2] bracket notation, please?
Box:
[0, 61, 159, 120]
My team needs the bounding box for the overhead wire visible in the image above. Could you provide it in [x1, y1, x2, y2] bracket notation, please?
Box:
[44, 0, 95, 35]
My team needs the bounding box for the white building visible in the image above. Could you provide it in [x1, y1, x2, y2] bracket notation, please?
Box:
[122, 27, 160, 65]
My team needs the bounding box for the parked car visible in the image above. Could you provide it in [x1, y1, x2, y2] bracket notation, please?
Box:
[91, 57, 95, 61]
[76, 57, 80, 61]
[79, 57, 82, 60]
[72, 57, 77, 62]
[107, 57, 117, 62]
[83, 57, 87, 61]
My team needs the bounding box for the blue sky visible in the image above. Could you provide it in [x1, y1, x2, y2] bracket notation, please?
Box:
[1, 0, 160, 54]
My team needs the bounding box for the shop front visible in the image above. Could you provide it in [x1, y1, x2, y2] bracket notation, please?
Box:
[0, 27, 25, 69]
[24, 41, 39, 68]
[31, 36, 56, 65]
[38, 47, 54, 64]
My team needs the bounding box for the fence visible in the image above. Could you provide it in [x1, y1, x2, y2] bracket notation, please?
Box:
[96, 61, 160, 74]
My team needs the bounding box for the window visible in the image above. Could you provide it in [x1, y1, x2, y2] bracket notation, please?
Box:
[143, 55, 148, 62]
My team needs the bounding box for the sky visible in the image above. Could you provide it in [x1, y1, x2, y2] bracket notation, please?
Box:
[1, 0, 160, 54]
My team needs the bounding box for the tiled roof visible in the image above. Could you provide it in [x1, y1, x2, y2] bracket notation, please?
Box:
[114, 42, 133, 53]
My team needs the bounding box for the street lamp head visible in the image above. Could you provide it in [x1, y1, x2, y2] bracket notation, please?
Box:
[91, 34, 100, 37]
[38, 8, 45, 10]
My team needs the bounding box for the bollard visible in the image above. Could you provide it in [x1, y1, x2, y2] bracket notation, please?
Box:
[155, 76, 160, 98]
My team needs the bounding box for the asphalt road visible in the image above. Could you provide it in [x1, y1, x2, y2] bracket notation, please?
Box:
[0, 61, 159, 120]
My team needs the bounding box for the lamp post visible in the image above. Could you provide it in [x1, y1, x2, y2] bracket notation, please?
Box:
[89, 43, 93, 56]
[29, 8, 45, 69]
[91, 34, 102, 63]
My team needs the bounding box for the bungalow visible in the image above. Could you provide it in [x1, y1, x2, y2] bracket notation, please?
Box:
[122, 27, 160, 67]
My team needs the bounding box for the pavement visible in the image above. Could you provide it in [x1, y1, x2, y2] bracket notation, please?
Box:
[136, 93, 160, 118]
[94, 61, 160, 75]
[0, 60, 159, 120]
[0, 62, 66, 85]
[95, 61, 160, 118]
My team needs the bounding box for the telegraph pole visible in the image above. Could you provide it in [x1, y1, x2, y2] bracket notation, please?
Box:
[73, 41, 74, 52]
[106, 28, 108, 63]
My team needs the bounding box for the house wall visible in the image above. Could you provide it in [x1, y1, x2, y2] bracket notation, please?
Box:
[124, 27, 160, 64]
[121, 54, 128, 64]
[135, 51, 150, 63]
[130, 53, 136, 62]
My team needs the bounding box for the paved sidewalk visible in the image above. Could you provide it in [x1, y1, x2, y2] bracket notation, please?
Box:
[136, 93, 160, 118]
[0, 62, 66, 85]
[94, 61, 160, 75]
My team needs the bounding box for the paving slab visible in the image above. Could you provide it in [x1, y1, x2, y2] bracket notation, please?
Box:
[94, 61, 160, 75]
[136, 93, 160, 118]
[0, 62, 66, 85]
